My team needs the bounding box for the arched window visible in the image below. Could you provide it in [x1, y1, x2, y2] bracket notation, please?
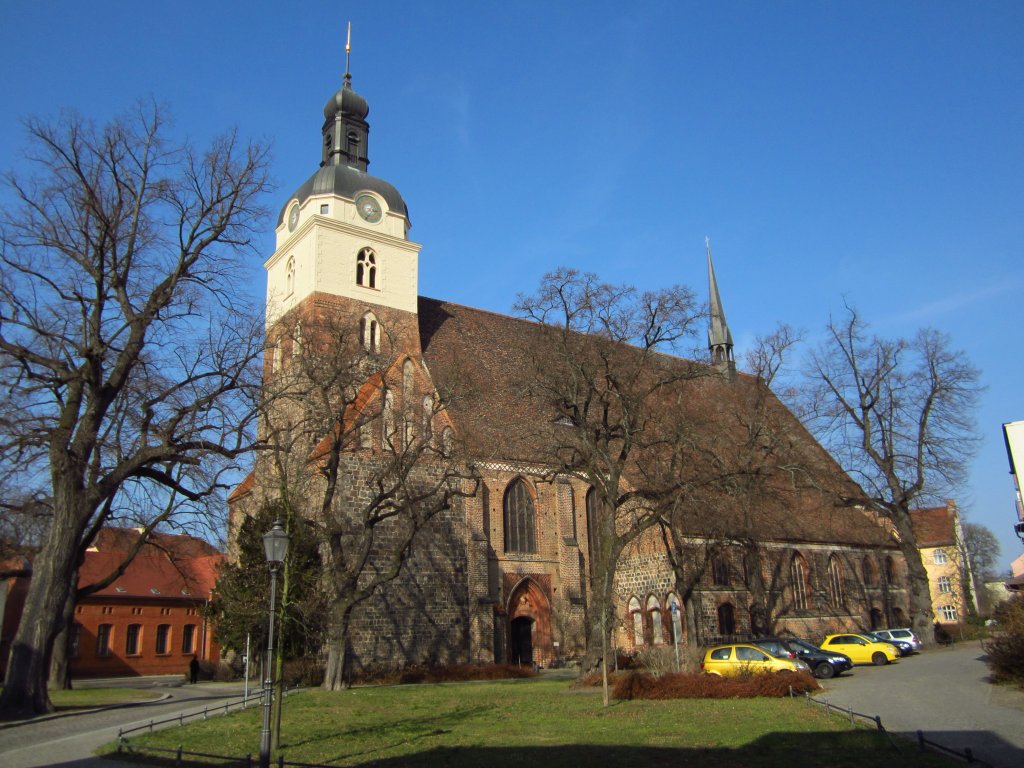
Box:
[711, 554, 730, 586]
[440, 426, 454, 456]
[286, 256, 296, 296]
[790, 553, 810, 611]
[401, 359, 416, 446]
[503, 479, 536, 554]
[717, 602, 736, 636]
[402, 359, 415, 399]
[292, 323, 303, 358]
[884, 556, 898, 586]
[667, 594, 683, 645]
[359, 312, 380, 352]
[271, 344, 282, 374]
[827, 555, 844, 606]
[862, 555, 879, 588]
[382, 390, 396, 449]
[647, 596, 664, 645]
[629, 597, 643, 647]
[356, 247, 377, 288]
[422, 395, 433, 439]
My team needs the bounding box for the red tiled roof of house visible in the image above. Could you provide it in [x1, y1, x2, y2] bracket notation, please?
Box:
[910, 504, 958, 548]
[417, 296, 894, 548]
[79, 537, 223, 599]
[228, 471, 256, 502]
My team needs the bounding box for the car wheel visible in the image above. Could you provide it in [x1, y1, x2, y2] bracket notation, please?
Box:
[871, 652, 887, 666]
[815, 662, 835, 679]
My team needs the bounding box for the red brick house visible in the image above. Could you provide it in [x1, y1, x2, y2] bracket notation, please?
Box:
[0, 529, 224, 679]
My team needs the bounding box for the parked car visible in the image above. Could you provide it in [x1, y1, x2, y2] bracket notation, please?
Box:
[820, 633, 899, 665]
[701, 643, 811, 677]
[871, 627, 923, 652]
[864, 630, 913, 656]
[754, 637, 854, 679]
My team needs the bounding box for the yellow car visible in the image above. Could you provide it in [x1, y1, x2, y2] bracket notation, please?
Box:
[821, 633, 899, 665]
[701, 643, 810, 676]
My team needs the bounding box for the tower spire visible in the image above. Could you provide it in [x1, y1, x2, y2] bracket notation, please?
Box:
[344, 21, 352, 87]
[321, 22, 370, 171]
[706, 237, 735, 375]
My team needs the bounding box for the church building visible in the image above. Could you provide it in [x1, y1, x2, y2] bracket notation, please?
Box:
[228, 55, 910, 674]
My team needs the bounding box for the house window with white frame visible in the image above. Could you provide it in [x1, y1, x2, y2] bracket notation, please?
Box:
[933, 549, 948, 565]
[938, 575, 952, 594]
[940, 604, 958, 622]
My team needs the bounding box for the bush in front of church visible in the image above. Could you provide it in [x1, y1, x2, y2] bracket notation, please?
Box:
[611, 670, 819, 700]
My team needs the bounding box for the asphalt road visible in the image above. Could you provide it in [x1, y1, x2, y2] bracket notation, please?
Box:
[816, 640, 1024, 768]
[0, 678, 252, 767]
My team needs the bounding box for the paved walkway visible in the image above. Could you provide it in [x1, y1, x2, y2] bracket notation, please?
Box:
[0, 680, 251, 767]
[817, 641, 1024, 768]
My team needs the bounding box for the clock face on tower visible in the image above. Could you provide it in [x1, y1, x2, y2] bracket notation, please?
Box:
[355, 193, 383, 223]
[287, 204, 300, 232]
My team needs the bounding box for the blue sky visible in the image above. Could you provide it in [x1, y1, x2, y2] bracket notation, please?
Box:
[2, 1, 1022, 568]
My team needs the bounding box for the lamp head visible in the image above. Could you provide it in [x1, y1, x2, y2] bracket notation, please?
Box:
[263, 520, 290, 566]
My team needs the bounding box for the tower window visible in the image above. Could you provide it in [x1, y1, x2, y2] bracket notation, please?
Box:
[286, 256, 295, 297]
[356, 247, 377, 288]
[320, 204, 329, 214]
[359, 312, 380, 352]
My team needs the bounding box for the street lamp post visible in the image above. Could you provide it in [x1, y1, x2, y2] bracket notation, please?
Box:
[670, 601, 681, 673]
[259, 521, 289, 768]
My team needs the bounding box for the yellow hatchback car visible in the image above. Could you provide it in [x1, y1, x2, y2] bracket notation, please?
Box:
[821, 633, 899, 665]
[701, 643, 810, 676]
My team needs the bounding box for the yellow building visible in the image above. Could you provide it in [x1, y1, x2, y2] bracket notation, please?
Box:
[910, 501, 977, 626]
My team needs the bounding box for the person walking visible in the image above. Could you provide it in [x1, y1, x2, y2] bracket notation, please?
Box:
[189, 655, 200, 684]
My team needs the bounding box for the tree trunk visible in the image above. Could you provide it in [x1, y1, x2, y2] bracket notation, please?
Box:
[322, 602, 354, 691]
[48, 588, 77, 691]
[0, 499, 84, 716]
[892, 522, 938, 647]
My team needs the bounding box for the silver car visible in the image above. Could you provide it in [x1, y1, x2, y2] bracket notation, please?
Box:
[871, 628, 923, 651]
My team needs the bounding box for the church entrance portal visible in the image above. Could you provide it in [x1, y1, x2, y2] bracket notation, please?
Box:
[510, 617, 534, 665]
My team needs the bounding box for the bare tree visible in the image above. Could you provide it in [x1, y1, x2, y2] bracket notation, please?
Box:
[802, 306, 981, 646]
[0, 104, 269, 715]
[248, 314, 478, 693]
[963, 521, 1000, 613]
[514, 268, 704, 705]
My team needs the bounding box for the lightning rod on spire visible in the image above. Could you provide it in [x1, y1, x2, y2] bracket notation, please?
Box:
[344, 22, 352, 79]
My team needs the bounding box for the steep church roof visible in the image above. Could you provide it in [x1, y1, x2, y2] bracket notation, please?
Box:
[417, 296, 895, 548]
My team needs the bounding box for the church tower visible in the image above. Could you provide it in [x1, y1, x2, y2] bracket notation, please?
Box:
[706, 238, 736, 377]
[264, 40, 422, 362]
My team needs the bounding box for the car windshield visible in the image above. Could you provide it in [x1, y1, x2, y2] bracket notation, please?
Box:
[792, 639, 820, 652]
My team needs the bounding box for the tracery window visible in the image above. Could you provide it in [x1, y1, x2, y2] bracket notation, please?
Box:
[790, 552, 810, 611]
[711, 554, 730, 586]
[629, 597, 643, 646]
[356, 247, 377, 288]
[647, 596, 664, 645]
[360, 312, 380, 352]
[827, 555, 844, 606]
[503, 478, 537, 554]
[382, 390, 396, 449]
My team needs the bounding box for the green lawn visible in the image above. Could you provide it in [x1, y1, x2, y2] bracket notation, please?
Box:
[108, 677, 954, 767]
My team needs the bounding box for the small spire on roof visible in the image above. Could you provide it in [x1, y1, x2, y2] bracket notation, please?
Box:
[706, 237, 735, 375]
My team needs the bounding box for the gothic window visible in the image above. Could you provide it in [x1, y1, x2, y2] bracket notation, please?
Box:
[285, 256, 296, 296]
[382, 390, 396, 450]
[940, 604, 958, 622]
[790, 552, 810, 611]
[938, 575, 952, 594]
[884, 556, 898, 586]
[402, 359, 415, 399]
[711, 554, 730, 586]
[933, 549, 948, 565]
[503, 478, 536, 554]
[440, 426, 454, 456]
[360, 312, 380, 352]
[667, 593, 683, 645]
[647, 596, 664, 645]
[402, 359, 415, 446]
[827, 555, 844, 606]
[629, 597, 643, 646]
[292, 323, 303, 358]
[356, 247, 377, 288]
[422, 396, 433, 439]
[271, 344, 282, 374]
[862, 555, 879, 587]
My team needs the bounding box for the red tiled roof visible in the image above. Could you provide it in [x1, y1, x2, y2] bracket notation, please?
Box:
[910, 505, 957, 548]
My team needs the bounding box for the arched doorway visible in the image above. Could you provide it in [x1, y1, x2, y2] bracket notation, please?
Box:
[510, 617, 534, 665]
[717, 602, 736, 636]
[506, 578, 552, 666]
[869, 607, 883, 630]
